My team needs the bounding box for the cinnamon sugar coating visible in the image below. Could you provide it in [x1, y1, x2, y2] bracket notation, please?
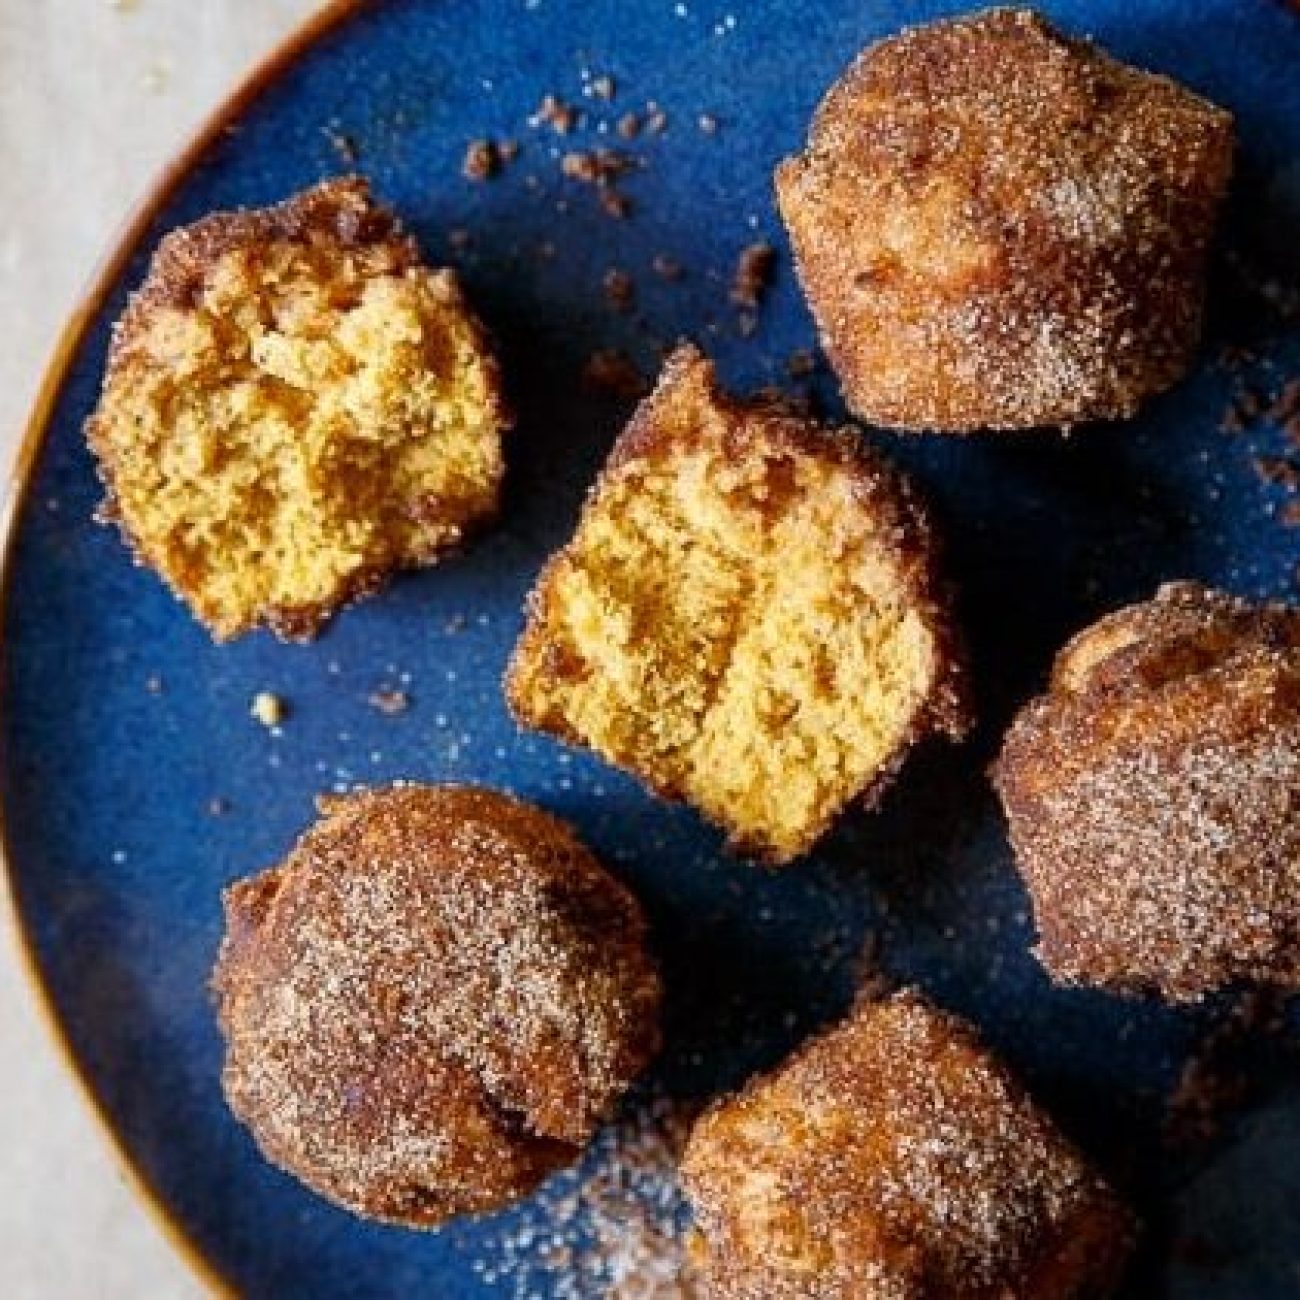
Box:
[680, 990, 1134, 1299]
[211, 785, 662, 1226]
[775, 8, 1234, 432]
[994, 582, 1300, 1001]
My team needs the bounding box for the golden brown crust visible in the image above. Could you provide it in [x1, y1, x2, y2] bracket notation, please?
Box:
[775, 7, 1234, 432]
[211, 784, 662, 1227]
[506, 344, 970, 863]
[107, 176, 420, 323]
[88, 177, 509, 640]
[680, 990, 1135, 1299]
[994, 582, 1300, 1001]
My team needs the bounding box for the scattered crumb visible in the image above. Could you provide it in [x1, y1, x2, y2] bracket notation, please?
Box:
[1216, 369, 1300, 553]
[498, 138, 521, 164]
[1254, 456, 1300, 490]
[600, 190, 632, 220]
[250, 692, 286, 728]
[730, 242, 776, 309]
[753, 384, 815, 416]
[603, 268, 635, 312]
[145, 674, 164, 695]
[561, 148, 636, 186]
[561, 151, 599, 183]
[368, 687, 411, 716]
[1220, 387, 1265, 433]
[617, 112, 642, 139]
[207, 797, 231, 817]
[644, 104, 668, 135]
[324, 127, 359, 166]
[697, 112, 719, 135]
[530, 94, 578, 133]
[786, 348, 817, 378]
[652, 254, 684, 281]
[444, 613, 469, 634]
[590, 74, 616, 101]
[1267, 379, 1300, 428]
[736, 311, 758, 338]
[582, 350, 649, 399]
[463, 139, 502, 181]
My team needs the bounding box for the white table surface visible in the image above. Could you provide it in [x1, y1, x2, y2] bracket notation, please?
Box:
[0, 4, 325, 1295]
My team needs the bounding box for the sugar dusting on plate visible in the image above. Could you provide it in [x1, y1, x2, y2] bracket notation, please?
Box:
[473, 1094, 702, 1298]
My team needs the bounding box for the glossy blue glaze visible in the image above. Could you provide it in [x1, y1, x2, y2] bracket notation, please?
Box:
[3, 1, 1299, 1295]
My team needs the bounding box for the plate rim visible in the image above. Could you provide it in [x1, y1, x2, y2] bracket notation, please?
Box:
[0, 2, 374, 1293]
[8, 3, 1298, 1294]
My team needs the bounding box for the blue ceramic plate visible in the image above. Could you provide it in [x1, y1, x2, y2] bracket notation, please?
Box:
[5, 1, 1300, 1295]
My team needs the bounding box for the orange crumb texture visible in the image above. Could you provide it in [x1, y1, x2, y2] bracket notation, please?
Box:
[87, 177, 509, 641]
[680, 990, 1136, 1299]
[506, 344, 969, 864]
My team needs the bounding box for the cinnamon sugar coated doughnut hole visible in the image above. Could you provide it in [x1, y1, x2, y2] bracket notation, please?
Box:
[775, 7, 1234, 432]
[994, 582, 1300, 1002]
[88, 177, 508, 640]
[680, 990, 1134, 1300]
[211, 785, 662, 1227]
[506, 344, 969, 864]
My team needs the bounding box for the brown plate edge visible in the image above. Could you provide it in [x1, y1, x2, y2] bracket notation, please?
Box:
[0, 3, 374, 1294]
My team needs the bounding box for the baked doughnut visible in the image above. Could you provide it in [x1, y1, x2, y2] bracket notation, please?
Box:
[775, 8, 1234, 432]
[211, 784, 661, 1226]
[994, 582, 1300, 1002]
[506, 344, 969, 863]
[680, 990, 1134, 1299]
[88, 177, 508, 640]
